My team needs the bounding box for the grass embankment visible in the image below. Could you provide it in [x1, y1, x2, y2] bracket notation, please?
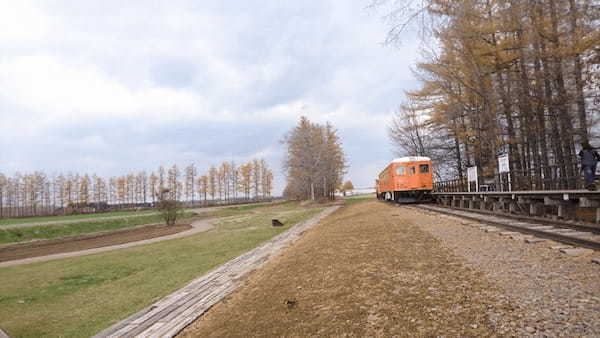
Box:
[0, 209, 157, 227]
[0, 212, 196, 245]
[0, 202, 324, 338]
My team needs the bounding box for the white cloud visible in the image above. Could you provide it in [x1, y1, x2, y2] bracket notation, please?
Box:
[0, 1, 53, 41]
[1, 55, 134, 117]
[0, 55, 226, 126]
[0, 0, 421, 194]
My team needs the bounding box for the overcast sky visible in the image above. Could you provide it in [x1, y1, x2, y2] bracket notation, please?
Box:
[0, 1, 420, 194]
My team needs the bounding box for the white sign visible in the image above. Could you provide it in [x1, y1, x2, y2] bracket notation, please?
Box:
[467, 166, 478, 182]
[498, 154, 510, 173]
[467, 166, 478, 192]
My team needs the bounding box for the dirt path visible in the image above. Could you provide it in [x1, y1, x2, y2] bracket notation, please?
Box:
[180, 200, 521, 337]
[0, 218, 215, 268]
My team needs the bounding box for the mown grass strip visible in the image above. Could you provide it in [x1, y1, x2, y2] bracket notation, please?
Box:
[0, 213, 196, 244]
[344, 194, 375, 206]
[0, 209, 157, 227]
[0, 201, 275, 227]
[0, 203, 323, 338]
[203, 201, 294, 218]
[222, 200, 288, 212]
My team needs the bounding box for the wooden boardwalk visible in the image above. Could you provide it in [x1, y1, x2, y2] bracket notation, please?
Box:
[94, 205, 340, 338]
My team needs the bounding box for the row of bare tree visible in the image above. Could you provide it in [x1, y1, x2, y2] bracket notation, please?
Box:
[0, 159, 273, 218]
[380, 0, 599, 183]
[282, 117, 347, 200]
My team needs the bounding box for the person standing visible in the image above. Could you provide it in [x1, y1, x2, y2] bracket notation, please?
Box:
[578, 142, 600, 191]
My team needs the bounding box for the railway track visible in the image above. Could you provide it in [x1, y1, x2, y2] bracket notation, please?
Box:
[410, 204, 600, 252]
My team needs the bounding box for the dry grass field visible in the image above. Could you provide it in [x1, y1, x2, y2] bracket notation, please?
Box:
[181, 199, 518, 337]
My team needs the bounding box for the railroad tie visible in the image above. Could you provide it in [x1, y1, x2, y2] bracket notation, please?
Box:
[559, 248, 594, 256]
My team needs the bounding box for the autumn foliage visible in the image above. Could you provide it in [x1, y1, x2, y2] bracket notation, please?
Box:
[379, 0, 600, 183]
[0, 159, 274, 218]
[282, 117, 347, 200]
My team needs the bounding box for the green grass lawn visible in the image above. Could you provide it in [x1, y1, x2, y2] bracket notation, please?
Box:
[0, 212, 197, 245]
[0, 201, 279, 227]
[0, 203, 324, 338]
[198, 201, 290, 219]
[0, 209, 157, 227]
[220, 200, 288, 211]
[344, 194, 375, 206]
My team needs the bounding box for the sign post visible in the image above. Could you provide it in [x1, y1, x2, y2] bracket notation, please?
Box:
[497, 154, 511, 191]
[467, 166, 478, 192]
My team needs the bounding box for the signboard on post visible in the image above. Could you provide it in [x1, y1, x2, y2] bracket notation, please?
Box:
[497, 154, 511, 191]
[467, 166, 478, 192]
[498, 154, 510, 173]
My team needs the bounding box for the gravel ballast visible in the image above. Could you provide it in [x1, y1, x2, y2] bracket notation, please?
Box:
[410, 206, 600, 336]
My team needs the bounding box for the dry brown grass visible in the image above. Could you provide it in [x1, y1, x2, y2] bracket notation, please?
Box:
[180, 200, 512, 337]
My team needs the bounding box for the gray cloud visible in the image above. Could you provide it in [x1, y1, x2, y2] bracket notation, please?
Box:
[151, 59, 196, 88]
[0, 1, 419, 193]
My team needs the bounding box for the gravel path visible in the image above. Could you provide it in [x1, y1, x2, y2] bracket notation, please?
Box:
[409, 205, 600, 337]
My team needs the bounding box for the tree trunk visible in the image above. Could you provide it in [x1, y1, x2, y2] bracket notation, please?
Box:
[549, 0, 576, 187]
[567, 0, 589, 143]
[532, 34, 551, 187]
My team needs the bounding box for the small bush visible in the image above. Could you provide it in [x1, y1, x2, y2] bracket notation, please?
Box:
[157, 189, 184, 226]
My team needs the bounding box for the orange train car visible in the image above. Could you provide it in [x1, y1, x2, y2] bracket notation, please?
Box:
[375, 156, 433, 203]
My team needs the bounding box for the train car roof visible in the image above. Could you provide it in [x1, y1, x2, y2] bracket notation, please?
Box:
[378, 156, 432, 177]
[392, 156, 431, 163]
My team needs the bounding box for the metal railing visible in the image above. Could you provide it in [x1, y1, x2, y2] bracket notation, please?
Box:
[434, 163, 586, 193]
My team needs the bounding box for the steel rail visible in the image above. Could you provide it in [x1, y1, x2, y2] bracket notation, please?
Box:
[410, 204, 600, 251]
[421, 201, 600, 235]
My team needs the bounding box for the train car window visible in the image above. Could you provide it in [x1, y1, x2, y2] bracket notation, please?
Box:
[409, 166, 416, 174]
[396, 166, 405, 175]
[419, 164, 429, 173]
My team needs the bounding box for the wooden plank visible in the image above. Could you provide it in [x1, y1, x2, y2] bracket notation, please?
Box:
[137, 322, 165, 338]
[166, 285, 236, 331]
[98, 310, 156, 337]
